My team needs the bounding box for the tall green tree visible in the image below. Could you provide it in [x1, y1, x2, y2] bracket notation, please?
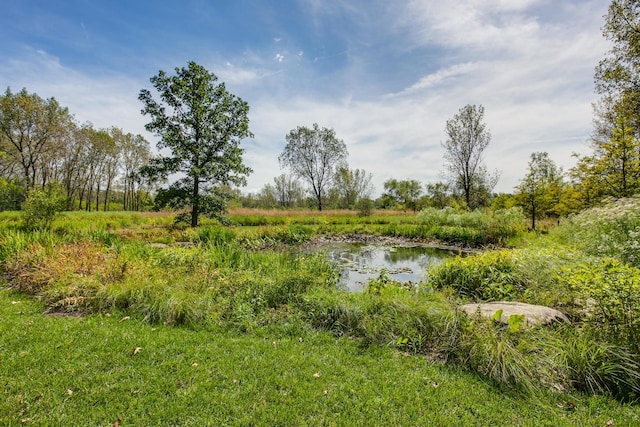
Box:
[139, 61, 252, 226]
[382, 179, 422, 212]
[516, 152, 564, 230]
[279, 123, 348, 211]
[0, 87, 72, 190]
[442, 104, 498, 209]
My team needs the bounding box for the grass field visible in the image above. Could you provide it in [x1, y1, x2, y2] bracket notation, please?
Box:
[2, 290, 637, 426]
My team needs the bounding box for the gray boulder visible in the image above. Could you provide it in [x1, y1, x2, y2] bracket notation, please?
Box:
[459, 301, 569, 326]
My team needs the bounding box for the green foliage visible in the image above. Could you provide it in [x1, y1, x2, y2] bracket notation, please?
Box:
[355, 197, 374, 217]
[139, 61, 253, 227]
[0, 178, 26, 211]
[450, 314, 539, 393]
[301, 276, 454, 355]
[417, 207, 526, 246]
[21, 182, 66, 231]
[558, 258, 640, 352]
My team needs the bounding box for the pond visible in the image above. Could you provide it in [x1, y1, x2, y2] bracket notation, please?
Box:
[322, 244, 454, 292]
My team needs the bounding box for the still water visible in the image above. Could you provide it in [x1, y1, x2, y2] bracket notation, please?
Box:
[323, 244, 453, 292]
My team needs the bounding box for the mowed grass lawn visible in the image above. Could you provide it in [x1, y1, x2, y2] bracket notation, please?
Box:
[1, 290, 638, 426]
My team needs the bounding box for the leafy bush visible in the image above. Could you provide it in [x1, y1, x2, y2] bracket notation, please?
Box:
[356, 197, 374, 217]
[558, 258, 640, 352]
[21, 183, 66, 230]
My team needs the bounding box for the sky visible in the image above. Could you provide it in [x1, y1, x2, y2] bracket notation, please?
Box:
[0, 0, 612, 196]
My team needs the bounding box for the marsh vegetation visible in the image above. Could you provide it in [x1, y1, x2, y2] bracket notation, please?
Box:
[1, 203, 640, 424]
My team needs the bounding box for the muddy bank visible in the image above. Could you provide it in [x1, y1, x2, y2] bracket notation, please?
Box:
[302, 233, 479, 254]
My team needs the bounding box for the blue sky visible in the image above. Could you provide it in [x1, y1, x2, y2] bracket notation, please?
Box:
[0, 0, 611, 195]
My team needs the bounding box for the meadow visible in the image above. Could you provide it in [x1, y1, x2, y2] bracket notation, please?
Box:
[1, 203, 640, 425]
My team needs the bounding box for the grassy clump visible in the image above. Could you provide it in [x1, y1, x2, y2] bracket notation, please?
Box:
[301, 273, 455, 354]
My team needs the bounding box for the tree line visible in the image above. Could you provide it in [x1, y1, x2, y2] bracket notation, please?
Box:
[3, 0, 640, 228]
[0, 87, 152, 212]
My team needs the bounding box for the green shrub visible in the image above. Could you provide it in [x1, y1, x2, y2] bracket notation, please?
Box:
[21, 183, 66, 231]
[558, 258, 640, 352]
[356, 197, 374, 217]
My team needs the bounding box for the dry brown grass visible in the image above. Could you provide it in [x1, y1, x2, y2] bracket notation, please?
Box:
[227, 208, 411, 217]
[4, 242, 109, 294]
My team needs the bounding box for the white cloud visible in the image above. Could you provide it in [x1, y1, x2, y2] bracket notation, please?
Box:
[274, 53, 285, 63]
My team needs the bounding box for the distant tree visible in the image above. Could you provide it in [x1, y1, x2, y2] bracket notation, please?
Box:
[425, 181, 453, 209]
[116, 129, 151, 211]
[139, 61, 252, 226]
[442, 104, 498, 209]
[279, 123, 348, 211]
[0, 87, 72, 190]
[333, 166, 373, 209]
[273, 173, 305, 208]
[382, 179, 422, 211]
[516, 152, 564, 230]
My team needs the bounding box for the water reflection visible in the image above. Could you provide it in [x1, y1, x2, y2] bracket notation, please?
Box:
[324, 244, 452, 292]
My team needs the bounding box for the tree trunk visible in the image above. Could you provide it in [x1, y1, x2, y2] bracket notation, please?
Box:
[191, 175, 199, 227]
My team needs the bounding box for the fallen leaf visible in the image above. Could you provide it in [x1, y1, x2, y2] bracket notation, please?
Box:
[313, 372, 320, 378]
[120, 316, 130, 322]
[272, 341, 277, 347]
[298, 337, 304, 343]
[191, 363, 198, 367]
[113, 419, 121, 427]
[232, 378, 238, 384]
[324, 390, 328, 395]
[132, 347, 142, 355]
[11, 301, 20, 305]
[607, 420, 615, 426]
[65, 389, 73, 396]
[432, 382, 439, 388]
[20, 418, 30, 424]
[177, 380, 184, 388]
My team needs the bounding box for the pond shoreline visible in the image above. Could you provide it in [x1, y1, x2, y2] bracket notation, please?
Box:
[302, 233, 480, 254]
